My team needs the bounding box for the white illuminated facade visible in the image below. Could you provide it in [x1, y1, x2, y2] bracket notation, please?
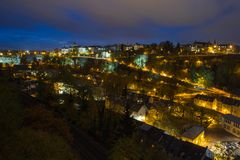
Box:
[133, 44, 144, 51]
[130, 105, 148, 122]
[35, 54, 43, 61]
[101, 51, 111, 58]
[61, 48, 73, 54]
[78, 47, 88, 54]
[0, 56, 20, 65]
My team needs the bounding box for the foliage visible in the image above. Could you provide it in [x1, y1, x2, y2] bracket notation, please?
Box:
[37, 80, 55, 102]
[190, 66, 214, 87]
[0, 81, 23, 147]
[159, 41, 174, 54]
[103, 73, 129, 97]
[24, 107, 73, 143]
[0, 80, 76, 160]
[4, 129, 75, 160]
[102, 62, 118, 73]
[134, 54, 148, 69]
[110, 133, 170, 160]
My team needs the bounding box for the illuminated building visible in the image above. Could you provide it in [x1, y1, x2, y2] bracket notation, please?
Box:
[194, 95, 215, 110]
[218, 44, 237, 54]
[139, 123, 211, 160]
[26, 54, 43, 62]
[101, 51, 111, 58]
[54, 82, 79, 95]
[222, 114, 240, 137]
[87, 47, 97, 54]
[133, 43, 144, 51]
[181, 41, 239, 54]
[194, 95, 240, 117]
[0, 55, 20, 65]
[78, 47, 88, 54]
[61, 47, 72, 54]
[124, 45, 134, 51]
[129, 105, 148, 121]
[181, 126, 205, 145]
[190, 42, 211, 53]
[216, 96, 240, 115]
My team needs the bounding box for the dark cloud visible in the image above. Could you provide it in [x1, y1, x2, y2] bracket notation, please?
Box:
[1, 0, 234, 27]
[0, 0, 239, 49]
[178, 2, 240, 43]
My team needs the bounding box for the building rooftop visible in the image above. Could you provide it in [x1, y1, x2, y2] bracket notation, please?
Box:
[217, 96, 240, 106]
[139, 123, 207, 160]
[195, 95, 215, 102]
[223, 114, 240, 124]
[182, 126, 205, 140]
[129, 105, 147, 113]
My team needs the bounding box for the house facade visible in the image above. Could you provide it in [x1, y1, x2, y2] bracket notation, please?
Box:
[222, 114, 240, 138]
[181, 126, 205, 145]
[130, 105, 148, 121]
[194, 95, 215, 110]
[194, 95, 240, 117]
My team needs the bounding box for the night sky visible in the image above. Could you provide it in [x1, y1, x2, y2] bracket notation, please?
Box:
[0, 0, 239, 50]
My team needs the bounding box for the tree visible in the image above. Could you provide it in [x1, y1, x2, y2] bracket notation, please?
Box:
[159, 41, 174, 54]
[20, 55, 27, 64]
[103, 73, 129, 98]
[32, 57, 40, 70]
[43, 54, 50, 63]
[4, 129, 75, 160]
[36, 79, 55, 103]
[0, 81, 23, 150]
[191, 66, 214, 88]
[174, 43, 181, 54]
[110, 134, 170, 160]
[0, 80, 76, 160]
[24, 107, 73, 143]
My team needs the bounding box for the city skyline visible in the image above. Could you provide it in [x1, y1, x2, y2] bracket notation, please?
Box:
[0, 1, 240, 159]
[0, 0, 240, 50]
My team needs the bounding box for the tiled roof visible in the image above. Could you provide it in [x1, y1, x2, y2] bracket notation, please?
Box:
[217, 96, 240, 106]
[139, 123, 207, 160]
[182, 126, 205, 140]
[223, 114, 240, 124]
[129, 105, 147, 113]
[195, 95, 215, 102]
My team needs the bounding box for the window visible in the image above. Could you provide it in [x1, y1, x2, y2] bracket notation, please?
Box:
[233, 123, 240, 129]
[224, 119, 231, 124]
[233, 129, 236, 133]
[224, 124, 227, 128]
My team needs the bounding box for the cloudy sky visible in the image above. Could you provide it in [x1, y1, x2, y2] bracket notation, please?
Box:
[0, 0, 239, 49]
